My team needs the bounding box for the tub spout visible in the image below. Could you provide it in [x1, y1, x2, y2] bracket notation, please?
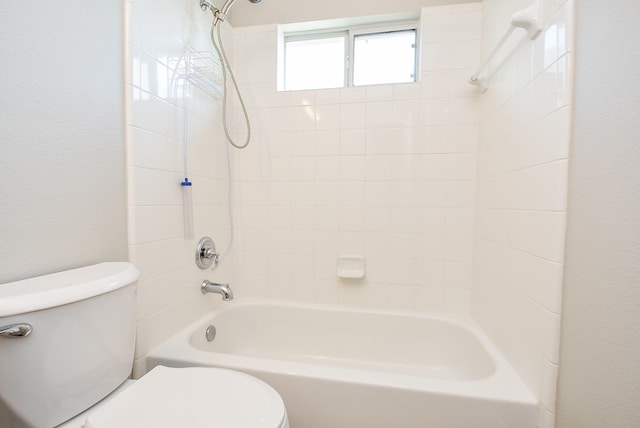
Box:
[201, 280, 233, 301]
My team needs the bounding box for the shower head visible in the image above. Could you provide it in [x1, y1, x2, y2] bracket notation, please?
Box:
[200, 0, 261, 25]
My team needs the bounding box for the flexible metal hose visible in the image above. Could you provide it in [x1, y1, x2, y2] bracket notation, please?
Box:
[210, 22, 251, 149]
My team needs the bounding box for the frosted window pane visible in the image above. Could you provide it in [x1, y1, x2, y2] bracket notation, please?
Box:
[285, 36, 345, 91]
[353, 30, 416, 86]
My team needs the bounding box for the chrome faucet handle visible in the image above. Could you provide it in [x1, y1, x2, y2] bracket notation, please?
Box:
[196, 237, 220, 269]
[203, 248, 219, 262]
[0, 323, 33, 338]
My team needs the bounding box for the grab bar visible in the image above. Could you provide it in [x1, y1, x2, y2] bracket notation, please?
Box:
[469, 0, 542, 92]
[0, 323, 33, 338]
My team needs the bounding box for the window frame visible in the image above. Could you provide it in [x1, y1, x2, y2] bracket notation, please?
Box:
[282, 20, 420, 91]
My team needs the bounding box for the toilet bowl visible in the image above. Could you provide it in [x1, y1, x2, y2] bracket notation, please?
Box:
[0, 263, 288, 428]
[61, 366, 289, 428]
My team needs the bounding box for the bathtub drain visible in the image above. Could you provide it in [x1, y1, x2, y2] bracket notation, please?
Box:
[206, 325, 216, 342]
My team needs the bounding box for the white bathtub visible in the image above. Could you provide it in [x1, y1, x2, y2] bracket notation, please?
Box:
[147, 301, 537, 428]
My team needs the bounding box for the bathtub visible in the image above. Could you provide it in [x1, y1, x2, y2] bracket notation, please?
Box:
[147, 301, 537, 428]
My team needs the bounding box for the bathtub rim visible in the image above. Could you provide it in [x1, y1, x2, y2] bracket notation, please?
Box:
[145, 299, 537, 406]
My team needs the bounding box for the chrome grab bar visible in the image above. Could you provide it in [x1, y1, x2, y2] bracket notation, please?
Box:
[0, 323, 33, 338]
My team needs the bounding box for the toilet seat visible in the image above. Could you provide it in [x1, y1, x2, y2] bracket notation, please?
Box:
[84, 366, 288, 428]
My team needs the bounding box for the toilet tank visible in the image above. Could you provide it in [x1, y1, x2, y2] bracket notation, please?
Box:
[0, 263, 139, 428]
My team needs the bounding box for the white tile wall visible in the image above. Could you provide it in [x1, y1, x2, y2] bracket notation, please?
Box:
[125, 0, 233, 375]
[231, 3, 482, 314]
[471, 1, 574, 427]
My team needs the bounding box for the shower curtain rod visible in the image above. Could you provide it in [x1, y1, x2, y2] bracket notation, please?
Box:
[468, 1, 542, 92]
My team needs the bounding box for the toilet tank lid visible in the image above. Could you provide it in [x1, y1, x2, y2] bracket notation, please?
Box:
[0, 263, 139, 317]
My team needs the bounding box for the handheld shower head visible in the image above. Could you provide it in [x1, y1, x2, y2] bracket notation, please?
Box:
[200, 0, 260, 25]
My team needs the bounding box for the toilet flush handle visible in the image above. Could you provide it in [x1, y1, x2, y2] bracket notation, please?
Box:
[0, 323, 33, 338]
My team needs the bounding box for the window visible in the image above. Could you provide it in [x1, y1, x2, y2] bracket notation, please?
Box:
[284, 34, 346, 91]
[281, 20, 419, 91]
[352, 30, 417, 86]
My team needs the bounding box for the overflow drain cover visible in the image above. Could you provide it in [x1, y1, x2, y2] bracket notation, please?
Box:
[206, 325, 216, 342]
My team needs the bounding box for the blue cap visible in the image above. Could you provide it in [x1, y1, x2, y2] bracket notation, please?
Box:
[181, 178, 192, 186]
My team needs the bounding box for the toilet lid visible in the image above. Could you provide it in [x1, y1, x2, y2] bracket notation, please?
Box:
[84, 366, 287, 428]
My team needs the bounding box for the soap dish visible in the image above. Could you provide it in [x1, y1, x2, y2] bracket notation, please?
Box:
[337, 255, 365, 279]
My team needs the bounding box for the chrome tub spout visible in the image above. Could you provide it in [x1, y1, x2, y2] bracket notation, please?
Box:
[201, 280, 233, 301]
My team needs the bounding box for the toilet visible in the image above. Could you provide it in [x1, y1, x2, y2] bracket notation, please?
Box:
[0, 263, 289, 428]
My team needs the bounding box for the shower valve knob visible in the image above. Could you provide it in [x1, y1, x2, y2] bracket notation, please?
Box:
[196, 237, 219, 269]
[203, 248, 219, 262]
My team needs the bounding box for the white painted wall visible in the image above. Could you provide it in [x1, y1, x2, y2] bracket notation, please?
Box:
[230, 0, 479, 27]
[471, 1, 573, 427]
[0, 0, 128, 283]
[0, 0, 233, 380]
[556, 0, 640, 426]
